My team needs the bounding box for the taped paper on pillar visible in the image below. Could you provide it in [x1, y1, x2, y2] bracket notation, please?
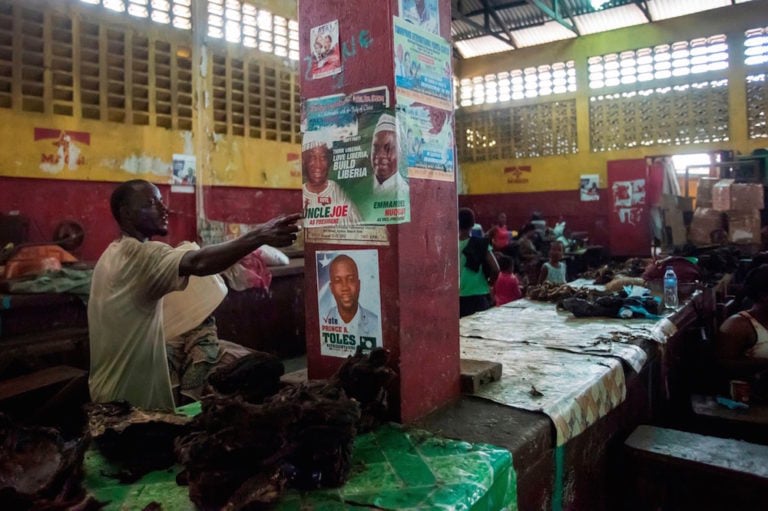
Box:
[302, 87, 410, 225]
[309, 20, 342, 79]
[399, 0, 439, 34]
[393, 17, 452, 110]
[397, 100, 454, 181]
[305, 225, 390, 246]
[317, 249, 383, 358]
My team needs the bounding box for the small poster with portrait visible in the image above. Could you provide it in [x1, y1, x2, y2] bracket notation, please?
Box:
[580, 174, 599, 202]
[309, 20, 342, 79]
[171, 153, 196, 193]
[316, 249, 383, 358]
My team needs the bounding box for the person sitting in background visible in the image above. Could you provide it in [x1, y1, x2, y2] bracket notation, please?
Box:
[493, 255, 522, 307]
[717, 264, 768, 397]
[517, 223, 540, 285]
[459, 207, 499, 317]
[539, 240, 567, 285]
[487, 213, 512, 252]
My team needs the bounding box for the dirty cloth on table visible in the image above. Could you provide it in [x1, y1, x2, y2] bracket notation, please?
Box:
[461, 299, 655, 373]
[83, 411, 518, 511]
[4, 268, 93, 301]
[461, 338, 626, 446]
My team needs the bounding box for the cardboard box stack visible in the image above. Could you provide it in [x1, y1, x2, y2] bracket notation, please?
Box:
[693, 179, 764, 245]
[695, 177, 719, 208]
[659, 194, 689, 247]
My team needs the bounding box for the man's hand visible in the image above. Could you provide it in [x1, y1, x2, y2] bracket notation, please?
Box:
[245, 213, 302, 248]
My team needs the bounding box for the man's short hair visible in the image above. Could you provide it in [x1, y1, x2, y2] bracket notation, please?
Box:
[330, 254, 358, 275]
[745, 264, 768, 302]
[110, 179, 149, 223]
[458, 207, 475, 230]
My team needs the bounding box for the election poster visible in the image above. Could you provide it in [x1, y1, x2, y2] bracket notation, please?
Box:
[171, 153, 195, 193]
[316, 249, 383, 358]
[399, 0, 439, 34]
[309, 20, 342, 79]
[580, 174, 600, 202]
[393, 17, 452, 110]
[302, 86, 410, 226]
[397, 99, 454, 181]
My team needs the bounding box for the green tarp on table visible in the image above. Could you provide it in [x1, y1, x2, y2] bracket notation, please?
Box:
[83, 404, 516, 511]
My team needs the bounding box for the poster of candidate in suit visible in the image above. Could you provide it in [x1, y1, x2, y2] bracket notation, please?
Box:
[316, 249, 382, 358]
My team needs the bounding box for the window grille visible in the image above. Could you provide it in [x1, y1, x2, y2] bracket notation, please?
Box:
[458, 61, 576, 108]
[587, 34, 728, 90]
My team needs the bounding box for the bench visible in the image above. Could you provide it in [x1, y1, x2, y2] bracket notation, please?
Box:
[624, 425, 768, 509]
[0, 365, 86, 402]
[690, 394, 768, 444]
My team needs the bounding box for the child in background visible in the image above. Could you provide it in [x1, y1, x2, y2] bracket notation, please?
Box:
[539, 240, 567, 285]
[493, 255, 522, 306]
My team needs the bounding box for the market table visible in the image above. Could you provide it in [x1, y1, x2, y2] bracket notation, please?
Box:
[83, 403, 517, 510]
[420, 297, 674, 510]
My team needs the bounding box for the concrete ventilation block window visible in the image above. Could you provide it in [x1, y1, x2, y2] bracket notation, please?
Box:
[0, 2, 9, 109]
[458, 60, 576, 108]
[588, 34, 728, 90]
[745, 27, 768, 139]
[79, 0, 192, 31]
[207, 0, 298, 62]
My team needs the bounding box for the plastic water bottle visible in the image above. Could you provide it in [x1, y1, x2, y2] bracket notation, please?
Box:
[663, 266, 679, 309]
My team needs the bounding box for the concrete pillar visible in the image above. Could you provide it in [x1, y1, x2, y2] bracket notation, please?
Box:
[300, 0, 460, 423]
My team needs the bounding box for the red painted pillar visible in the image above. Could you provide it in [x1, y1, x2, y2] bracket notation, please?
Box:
[300, 0, 460, 423]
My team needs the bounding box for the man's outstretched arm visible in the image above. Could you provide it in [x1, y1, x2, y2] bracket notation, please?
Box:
[179, 213, 301, 277]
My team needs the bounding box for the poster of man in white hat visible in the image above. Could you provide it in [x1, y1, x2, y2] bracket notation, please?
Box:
[302, 87, 410, 225]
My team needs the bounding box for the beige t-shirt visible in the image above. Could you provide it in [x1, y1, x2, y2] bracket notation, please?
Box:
[88, 237, 189, 410]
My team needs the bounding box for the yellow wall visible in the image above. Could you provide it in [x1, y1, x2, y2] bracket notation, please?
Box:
[0, 109, 301, 188]
[457, 0, 768, 195]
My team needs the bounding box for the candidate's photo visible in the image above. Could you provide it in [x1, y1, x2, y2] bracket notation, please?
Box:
[323, 254, 379, 337]
[317, 250, 383, 357]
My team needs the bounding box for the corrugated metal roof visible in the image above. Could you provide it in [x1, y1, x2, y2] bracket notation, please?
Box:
[452, 0, 758, 58]
[455, 34, 516, 59]
[647, 0, 733, 21]
[573, 3, 648, 36]
[513, 20, 577, 48]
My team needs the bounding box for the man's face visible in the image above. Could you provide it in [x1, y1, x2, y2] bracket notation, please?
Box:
[372, 130, 398, 182]
[126, 183, 169, 238]
[303, 146, 330, 188]
[330, 258, 360, 314]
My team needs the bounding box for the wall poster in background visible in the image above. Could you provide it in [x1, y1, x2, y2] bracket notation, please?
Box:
[309, 20, 342, 79]
[171, 153, 196, 193]
[316, 249, 383, 358]
[580, 174, 599, 201]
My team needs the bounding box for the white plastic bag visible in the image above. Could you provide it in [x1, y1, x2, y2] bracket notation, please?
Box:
[255, 244, 289, 266]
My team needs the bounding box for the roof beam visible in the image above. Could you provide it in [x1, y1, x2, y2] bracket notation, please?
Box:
[529, 0, 580, 36]
[633, 0, 652, 22]
[452, 4, 516, 48]
[481, 0, 517, 48]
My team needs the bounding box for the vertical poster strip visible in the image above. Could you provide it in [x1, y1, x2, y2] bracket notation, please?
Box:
[317, 249, 383, 358]
[309, 20, 342, 79]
